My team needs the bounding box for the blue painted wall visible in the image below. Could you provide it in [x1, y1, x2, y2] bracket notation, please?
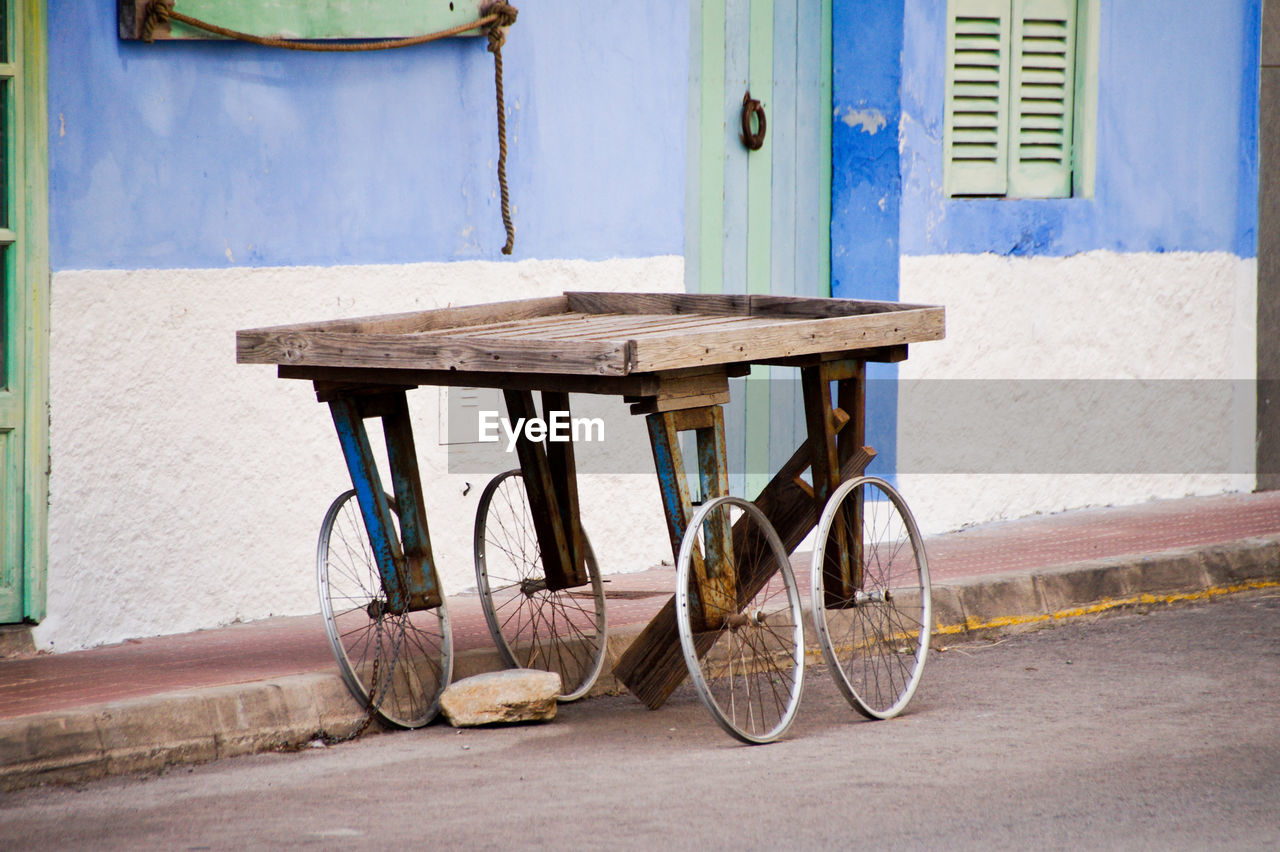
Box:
[829, 0, 904, 478]
[899, 0, 1260, 258]
[49, 1, 689, 271]
[830, 0, 902, 303]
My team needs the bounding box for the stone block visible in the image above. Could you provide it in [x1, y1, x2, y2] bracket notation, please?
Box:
[1034, 559, 1141, 613]
[956, 573, 1042, 629]
[1200, 537, 1280, 587]
[928, 584, 967, 636]
[0, 711, 107, 791]
[1131, 550, 1208, 596]
[440, 669, 560, 727]
[95, 693, 221, 775]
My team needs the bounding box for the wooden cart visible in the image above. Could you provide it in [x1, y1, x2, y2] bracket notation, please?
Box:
[238, 291, 944, 742]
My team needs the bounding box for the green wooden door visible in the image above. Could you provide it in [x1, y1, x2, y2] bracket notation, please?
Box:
[0, 0, 47, 623]
[686, 0, 832, 497]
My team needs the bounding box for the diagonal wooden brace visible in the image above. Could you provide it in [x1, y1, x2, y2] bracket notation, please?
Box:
[613, 405, 876, 709]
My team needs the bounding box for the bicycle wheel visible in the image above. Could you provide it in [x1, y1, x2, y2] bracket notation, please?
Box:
[811, 476, 931, 720]
[675, 496, 804, 744]
[474, 470, 608, 702]
[317, 490, 453, 729]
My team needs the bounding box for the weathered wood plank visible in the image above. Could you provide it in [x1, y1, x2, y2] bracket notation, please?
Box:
[627, 307, 944, 372]
[749, 294, 939, 317]
[285, 365, 660, 397]
[615, 316, 790, 341]
[243, 295, 942, 376]
[629, 391, 732, 415]
[535, 312, 727, 337]
[428, 311, 605, 339]
[565, 291, 751, 317]
[282, 363, 750, 396]
[668, 406, 718, 433]
[238, 295, 570, 339]
[758, 345, 908, 368]
[623, 370, 731, 403]
[239, 330, 635, 376]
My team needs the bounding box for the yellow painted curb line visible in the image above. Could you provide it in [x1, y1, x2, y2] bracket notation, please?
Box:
[934, 579, 1280, 636]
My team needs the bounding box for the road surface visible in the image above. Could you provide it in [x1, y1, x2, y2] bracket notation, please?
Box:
[2, 592, 1277, 849]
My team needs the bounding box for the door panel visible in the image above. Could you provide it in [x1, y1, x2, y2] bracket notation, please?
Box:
[686, 0, 831, 498]
[0, 0, 47, 623]
[0, 2, 22, 621]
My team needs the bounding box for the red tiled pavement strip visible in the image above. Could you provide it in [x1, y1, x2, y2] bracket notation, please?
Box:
[2, 490, 1278, 720]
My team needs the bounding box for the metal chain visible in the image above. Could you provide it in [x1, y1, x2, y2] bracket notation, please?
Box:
[342, 614, 385, 742]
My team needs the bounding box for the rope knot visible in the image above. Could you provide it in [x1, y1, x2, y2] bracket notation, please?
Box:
[141, 0, 175, 44]
[484, 2, 518, 53]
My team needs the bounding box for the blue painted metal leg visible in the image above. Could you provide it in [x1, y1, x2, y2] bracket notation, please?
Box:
[329, 395, 407, 614]
[329, 390, 441, 613]
[380, 392, 442, 610]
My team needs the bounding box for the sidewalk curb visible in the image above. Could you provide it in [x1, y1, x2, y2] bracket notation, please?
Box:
[3, 535, 1277, 791]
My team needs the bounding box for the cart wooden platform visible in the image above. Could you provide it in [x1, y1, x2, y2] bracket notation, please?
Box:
[238, 291, 945, 742]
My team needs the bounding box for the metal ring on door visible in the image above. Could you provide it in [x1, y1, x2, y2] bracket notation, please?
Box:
[741, 91, 766, 151]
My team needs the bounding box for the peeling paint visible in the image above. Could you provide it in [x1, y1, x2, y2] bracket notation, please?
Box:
[836, 106, 887, 135]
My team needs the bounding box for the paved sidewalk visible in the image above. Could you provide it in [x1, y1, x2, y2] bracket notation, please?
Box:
[2, 490, 1279, 789]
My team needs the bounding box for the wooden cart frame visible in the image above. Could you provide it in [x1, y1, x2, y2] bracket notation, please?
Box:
[238, 291, 944, 738]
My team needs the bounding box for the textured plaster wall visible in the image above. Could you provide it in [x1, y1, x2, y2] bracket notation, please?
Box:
[49, 0, 688, 270]
[36, 257, 681, 652]
[897, 251, 1257, 534]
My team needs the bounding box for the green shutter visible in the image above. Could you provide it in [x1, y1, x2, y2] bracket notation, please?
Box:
[1007, 0, 1077, 197]
[944, 0, 1010, 196]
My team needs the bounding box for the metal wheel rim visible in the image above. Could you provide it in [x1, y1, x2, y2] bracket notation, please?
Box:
[474, 470, 608, 702]
[317, 490, 454, 728]
[810, 476, 931, 720]
[675, 496, 805, 744]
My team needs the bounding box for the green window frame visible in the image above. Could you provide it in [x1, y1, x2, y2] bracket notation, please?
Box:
[943, 0, 1097, 198]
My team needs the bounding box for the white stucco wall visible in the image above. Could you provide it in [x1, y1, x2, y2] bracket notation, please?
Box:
[37, 257, 682, 652]
[897, 251, 1257, 533]
[35, 249, 1259, 649]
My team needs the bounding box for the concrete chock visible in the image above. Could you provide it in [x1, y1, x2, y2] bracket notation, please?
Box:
[439, 669, 561, 727]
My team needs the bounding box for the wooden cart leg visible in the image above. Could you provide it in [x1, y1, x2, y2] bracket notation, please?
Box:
[542, 390, 586, 587]
[803, 361, 869, 607]
[502, 389, 588, 591]
[836, 365, 867, 596]
[646, 406, 735, 629]
[328, 390, 441, 613]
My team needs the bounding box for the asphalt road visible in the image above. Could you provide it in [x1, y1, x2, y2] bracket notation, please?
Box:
[2, 592, 1278, 850]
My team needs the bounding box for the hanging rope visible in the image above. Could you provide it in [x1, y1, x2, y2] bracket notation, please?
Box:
[141, 1, 519, 254]
[486, 6, 517, 254]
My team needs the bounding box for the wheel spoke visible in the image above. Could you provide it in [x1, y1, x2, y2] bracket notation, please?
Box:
[474, 471, 607, 701]
[318, 491, 451, 728]
[813, 478, 929, 719]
